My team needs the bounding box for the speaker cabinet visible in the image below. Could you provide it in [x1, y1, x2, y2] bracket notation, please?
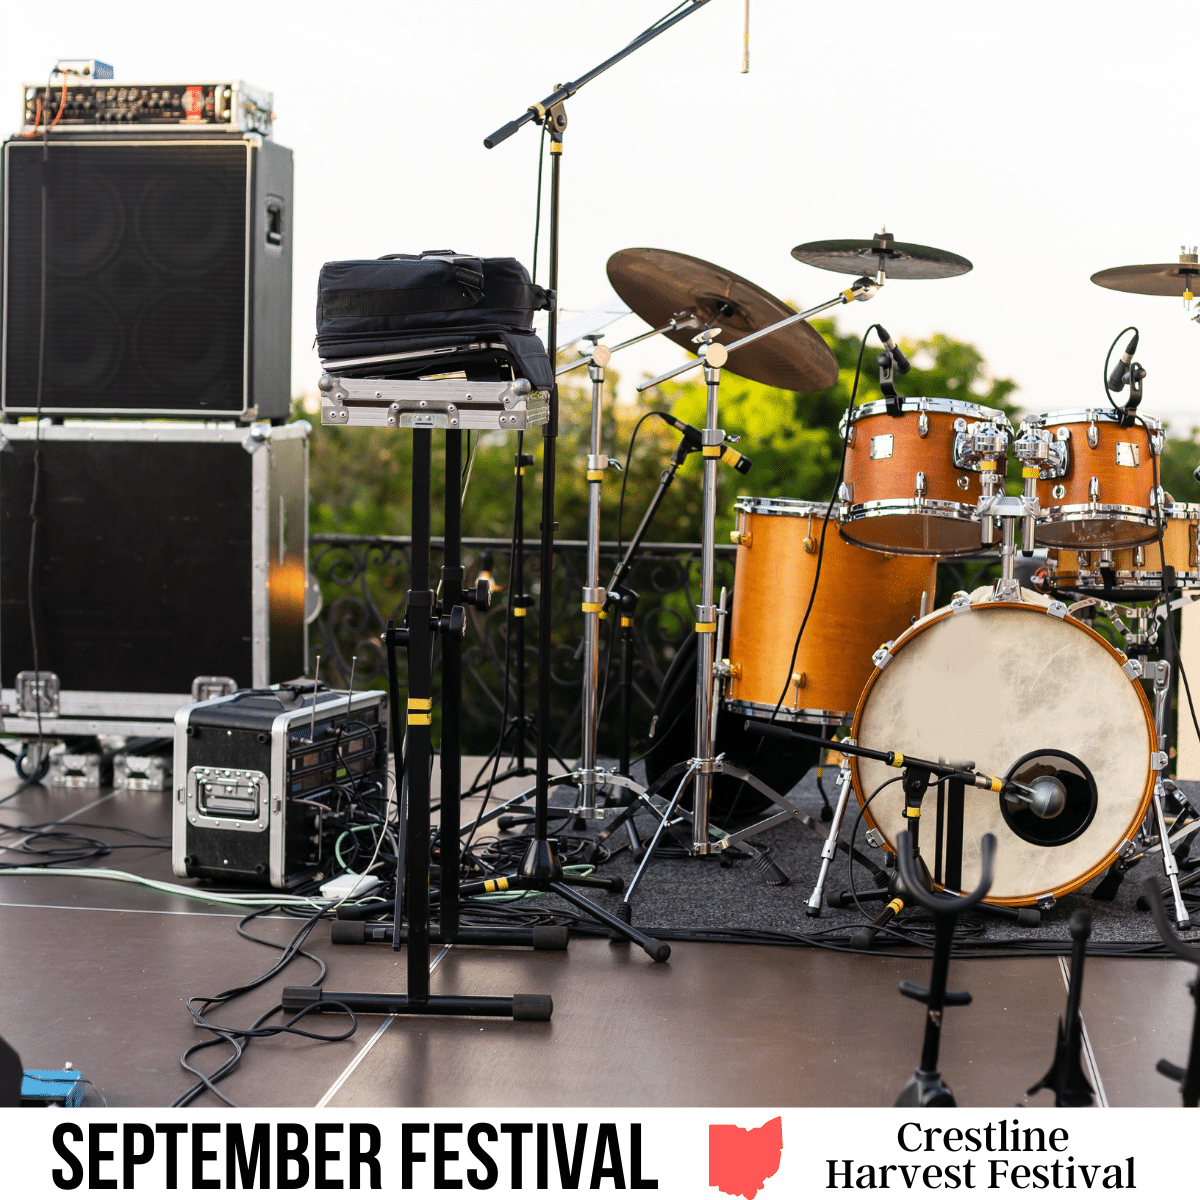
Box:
[1, 134, 292, 420]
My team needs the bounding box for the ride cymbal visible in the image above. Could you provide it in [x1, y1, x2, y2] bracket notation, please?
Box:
[1091, 250, 1200, 297]
[790, 228, 973, 281]
[605, 247, 838, 392]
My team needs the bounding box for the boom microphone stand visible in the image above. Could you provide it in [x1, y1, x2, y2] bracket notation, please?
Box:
[481, 2, 711, 961]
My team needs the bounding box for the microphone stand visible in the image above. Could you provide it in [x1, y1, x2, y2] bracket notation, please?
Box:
[480, 2, 712, 961]
[1142, 881, 1200, 1106]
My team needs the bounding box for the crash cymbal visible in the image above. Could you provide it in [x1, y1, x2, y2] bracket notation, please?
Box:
[605, 247, 838, 392]
[790, 228, 973, 280]
[1092, 250, 1200, 297]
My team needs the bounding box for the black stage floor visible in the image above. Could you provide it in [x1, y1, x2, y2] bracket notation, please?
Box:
[0, 757, 1195, 1108]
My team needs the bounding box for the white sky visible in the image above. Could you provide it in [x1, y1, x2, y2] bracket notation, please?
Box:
[5, 0, 1200, 430]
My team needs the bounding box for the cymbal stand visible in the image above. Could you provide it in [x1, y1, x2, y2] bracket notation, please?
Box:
[893, 830, 996, 1108]
[1142, 881, 1200, 1106]
[616, 280, 880, 902]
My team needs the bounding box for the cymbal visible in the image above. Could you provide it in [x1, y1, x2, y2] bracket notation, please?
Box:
[790, 229, 973, 280]
[605, 247, 838, 392]
[1091, 252, 1200, 297]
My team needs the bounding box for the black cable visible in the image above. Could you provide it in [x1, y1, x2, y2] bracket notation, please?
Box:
[530, 122, 548, 284]
[845, 773, 903, 921]
[1101, 325, 1138, 415]
[615, 410, 668, 560]
[172, 904, 356, 1108]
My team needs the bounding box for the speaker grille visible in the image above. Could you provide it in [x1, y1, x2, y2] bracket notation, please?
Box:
[3, 139, 249, 413]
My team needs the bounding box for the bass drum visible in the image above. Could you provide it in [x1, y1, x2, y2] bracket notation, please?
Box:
[644, 631, 823, 822]
[852, 594, 1155, 906]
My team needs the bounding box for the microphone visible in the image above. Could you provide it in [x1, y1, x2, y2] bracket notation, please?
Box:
[1107, 332, 1139, 392]
[876, 325, 911, 375]
[656, 413, 753, 474]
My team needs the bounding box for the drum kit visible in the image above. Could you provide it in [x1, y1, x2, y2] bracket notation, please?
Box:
[508, 230, 1200, 934]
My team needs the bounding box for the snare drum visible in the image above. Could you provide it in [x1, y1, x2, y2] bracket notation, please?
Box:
[840, 398, 1010, 555]
[725, 497, 937, 725]
[1050, 503, 1200, 596]
[852, 594, 1155, 906]
[1023, 409, 1163, 548]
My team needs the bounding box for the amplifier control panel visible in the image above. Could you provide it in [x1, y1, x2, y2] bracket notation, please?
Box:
[19, 80, 273, 136]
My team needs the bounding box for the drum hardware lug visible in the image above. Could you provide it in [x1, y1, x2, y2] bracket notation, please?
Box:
[1150, 485, 1165, 507]
[865, 828, 885, 850]
[1088, 476, 1100, 502]
[844, 424, 856, 447]
[914, 471, 927, 498]
[1152, 750, 1169, 771]
[729, 529, 752, 547]
[1036, 893, 1057, 911]
[790, 672, 807, 689]
[1122, 657, 1141, 680]
[1116, 838, 1136, 860]
[950, 593, 972, 615]
[1152, 431, 1165, 455]
[918, 412, 930, 438]
[838, 482, 853, 504]
[1051, 483, 1066, 499]
[871, 644, 894, 669]
[802, 535, 817, 553]
[1098, 549, 1114, 569]
[1087, 422, 1098, 449]
[1045, 599, 1067, 620]
[956, 475, 970, 490]
[953, 417, 968, 433]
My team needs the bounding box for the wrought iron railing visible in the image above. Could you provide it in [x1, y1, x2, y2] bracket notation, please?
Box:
[308, 534, 736, 757]
[307, 534, 1002, 758]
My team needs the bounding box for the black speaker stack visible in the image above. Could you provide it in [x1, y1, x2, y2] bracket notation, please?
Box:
[2, 78, 292, 421]
[0, 75, 304, 749]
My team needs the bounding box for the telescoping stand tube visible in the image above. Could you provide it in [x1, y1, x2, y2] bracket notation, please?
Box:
[481, 7, 717, 962]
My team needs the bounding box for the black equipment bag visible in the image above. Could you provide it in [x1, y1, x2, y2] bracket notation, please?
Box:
[316, 251, 554, 387]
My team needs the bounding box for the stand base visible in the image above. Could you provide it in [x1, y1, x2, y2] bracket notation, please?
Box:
[895, 1068, 956, 1107]
[331, 921, 570, 951]
[281, 985, 552, 1021]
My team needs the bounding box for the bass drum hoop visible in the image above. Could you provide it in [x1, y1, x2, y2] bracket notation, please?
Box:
[849, 600, 1155, 907]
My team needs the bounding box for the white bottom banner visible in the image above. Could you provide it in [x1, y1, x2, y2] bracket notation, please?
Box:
[0, 1106, 1183, 1197]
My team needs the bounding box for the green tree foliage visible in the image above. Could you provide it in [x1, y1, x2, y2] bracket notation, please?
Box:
[1160, 428, 1200, 504]
[308, 316, 1020, 544]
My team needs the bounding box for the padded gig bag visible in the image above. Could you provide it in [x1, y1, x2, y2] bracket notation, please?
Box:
[316, 251, 554, 387]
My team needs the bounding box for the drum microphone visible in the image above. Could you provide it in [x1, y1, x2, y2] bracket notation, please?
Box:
[1107, 332, 1139, 392]
[876, 325, 911, 375]
[656, 413, 753, 474]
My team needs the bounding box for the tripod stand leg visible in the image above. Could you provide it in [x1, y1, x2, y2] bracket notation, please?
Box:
[620, 768, 695, 909]
[545, 879, 669, 962]
[440, 428, 464, 940]
[807, 759, 854, 917]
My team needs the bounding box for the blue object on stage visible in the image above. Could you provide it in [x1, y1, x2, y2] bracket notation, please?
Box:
[21, 1070, 83, 1107]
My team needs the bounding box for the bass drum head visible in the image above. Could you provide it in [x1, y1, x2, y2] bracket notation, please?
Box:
[645, 632, 821, 822]
[852, 600, 1155, 906]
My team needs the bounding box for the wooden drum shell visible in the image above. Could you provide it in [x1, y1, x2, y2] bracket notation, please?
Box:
[1029, 411, 1161, 548]
[725, 498, 936, 724]
[841, 398, 1009, 557]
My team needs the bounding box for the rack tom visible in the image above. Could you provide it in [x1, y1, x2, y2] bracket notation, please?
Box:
[1050, 503, 1200, 597]
[1022, 409, 1163, 548]
[840, 398, 1010, 555]
[724, 497, 936, 725]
